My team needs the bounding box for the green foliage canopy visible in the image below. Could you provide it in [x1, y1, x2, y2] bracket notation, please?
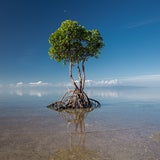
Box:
[48, 20, 104, 64]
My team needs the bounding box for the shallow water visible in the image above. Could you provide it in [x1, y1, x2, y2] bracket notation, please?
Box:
[0, 87, 160, 160]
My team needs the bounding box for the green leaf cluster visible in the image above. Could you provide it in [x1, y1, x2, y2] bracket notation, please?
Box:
[48, 20, 104, 64]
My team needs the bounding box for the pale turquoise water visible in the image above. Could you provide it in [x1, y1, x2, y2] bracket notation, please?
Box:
[0, 87, 160, 160]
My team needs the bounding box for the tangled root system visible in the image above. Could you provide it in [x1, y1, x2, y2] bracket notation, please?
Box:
[47, 89, 100, 111]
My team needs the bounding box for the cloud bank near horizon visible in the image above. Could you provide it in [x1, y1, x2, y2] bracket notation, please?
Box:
[1, 74, 160, 89]
[0, 75, 160, 99]
[84, 75, 160, 87]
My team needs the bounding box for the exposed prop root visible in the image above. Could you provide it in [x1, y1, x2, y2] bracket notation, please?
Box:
[47, 90, 101, 111]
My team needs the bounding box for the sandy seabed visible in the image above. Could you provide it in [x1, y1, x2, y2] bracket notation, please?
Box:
[0, 88, 160, 160]
[0, 102, 160, 160]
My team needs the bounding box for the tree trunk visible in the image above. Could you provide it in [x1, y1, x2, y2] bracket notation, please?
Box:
[69, 61, 79, 90]
[76, 61, 82, 91]
[82, 60, 85, 91]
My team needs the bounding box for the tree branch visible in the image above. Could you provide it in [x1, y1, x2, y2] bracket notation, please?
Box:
[69, 61, 79, 90]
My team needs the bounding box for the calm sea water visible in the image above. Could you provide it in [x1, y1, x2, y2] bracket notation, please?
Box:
[0, 87, 160, 160]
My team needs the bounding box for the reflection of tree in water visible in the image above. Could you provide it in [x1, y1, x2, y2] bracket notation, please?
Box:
[48, 106, 101, 160]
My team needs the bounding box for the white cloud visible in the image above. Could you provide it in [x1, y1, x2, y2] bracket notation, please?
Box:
[16, 82, 24, 87]
[85, 79, 120, 87]
[28, 81, 49, 86]
[9, 81, 51, 88]
[60, 79, 120, 88]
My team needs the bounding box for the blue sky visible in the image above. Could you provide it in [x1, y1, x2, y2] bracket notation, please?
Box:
[0, 0, 160, 86]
